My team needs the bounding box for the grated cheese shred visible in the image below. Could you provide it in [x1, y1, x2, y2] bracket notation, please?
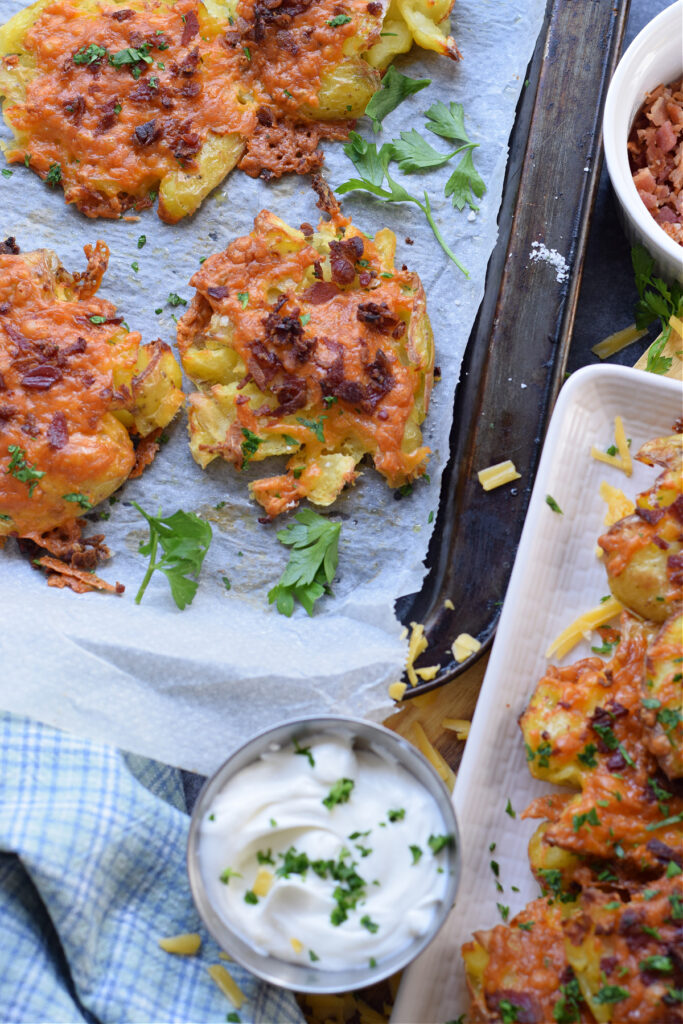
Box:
[590, 416, 632, 476]
[158, 933, 201, 956]
[409, 721, 455, 792]
[253, 868, 274, 898]
[477, 460, 521, 491]
[207, 964, 246, 1009]
[591, 323, 648, 359]
[388, 680, 407, 701]
[441, 717, 471, 740]
[405, 621, 429, 686]
[545, 596, 623, 660]
[451, 632, 481, 663]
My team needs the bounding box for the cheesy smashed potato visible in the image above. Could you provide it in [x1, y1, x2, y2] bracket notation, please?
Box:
[0, 0, 459, 221]
[462, 430, 683, 1023]
[177, 198, 434, 516]
[0, 238, 183, 583]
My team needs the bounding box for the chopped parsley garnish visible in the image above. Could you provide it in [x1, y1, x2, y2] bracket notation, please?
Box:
[109, 43, 153, 79]
[427, 833, 454, 855]
[6, 446, 44, 497]
[296, 415, 326, 443]
[387, 808, 405, 822]
[327, 14, 352, 25]
[308, 950, 319, 962]
[240, 428, 263, 469]
[244, 889, 258, 904]
[409, 844, 422, 865]
[657, 707, 682, 742]
[45, 162, 62, 187]
[268, 509, 341, 617]
[300, 312, 311, 327]
[666, 861, 682, 878]
[496, 902, 509, 921]
[645, 812, 683, 831]
[573, 808, 601, 832]
[269, 818, 277, 828]
[505, 798, 516, 818]
[219, 867, 242, 884]
[62, 492, 93, 510]
[592, 722, 635, 768]
[498, 1000, 522, 1023]
[490, 859, 500, 877]
[133, 503, 212, 610]
[1, 168, 12, 178]
[364, 65, 430, 132]
[256, 849, 274, 865]
[368, 957, 377, 968]
[642, 924, 662, 940]
[545, 494, 563, 514]
[167, 292, 187, 307]
[89, 314, 107, 324]
[594, 985, 628, 1004]
[293, 738, 315, 767]
[604, 901, 622, 910]
[227, 1015, 241, 1023]
[577, 743, 598, 767]
[137, 235, 146, 248]
[591, 639, 617, 655]
[360, 914, 378, 933]
[131, 261, 139, 272]
[640, 955, 672, 973]
[243, 46, 251, 60]
[276, 847, 310, 878]
[73, 43, 108, 65]
[517, 921, 534, 932]
[237, 291, 249, 308]
[322, 778, 354, 810]
[222, 576, 231, 591]
[553, 976, 583, 1023]
[668, 892, 683, 919]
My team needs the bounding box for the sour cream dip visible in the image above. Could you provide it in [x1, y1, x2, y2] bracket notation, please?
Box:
[198, 732, 454, 971]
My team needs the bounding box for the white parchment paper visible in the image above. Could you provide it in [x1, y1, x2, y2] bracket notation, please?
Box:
[0, 0, 546, 773]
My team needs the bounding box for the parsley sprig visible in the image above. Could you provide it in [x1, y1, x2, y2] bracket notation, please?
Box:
[268, 509, 340, 617]
[6, 445, 44, 497]
[365, 66, 431, 132]
[337, 132, 468, 276]
[133, 503, 212, 609]
[632, 245, 682, 375]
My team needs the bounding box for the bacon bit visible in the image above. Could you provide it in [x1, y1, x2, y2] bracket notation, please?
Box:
[366, 0, 382, 11]
[21, 364, 63, 390]
[110, 8, 134, 20]
[302, 281, 339, 305]
[36, 555, 124, 595]
[0, 403, 17, 419]
[129, 428, 162, 479]
[628, 76, 683, 246]
[0, 237, 20, 255]
[171, 46, 200, 77]
[181, 9, 200, 46]
[329, 236, 363, 285]
[47, 411, 69, 449]
[207, 285, 229, 299]
[134, 119, 161, 147]
[357, 301, 406, 338]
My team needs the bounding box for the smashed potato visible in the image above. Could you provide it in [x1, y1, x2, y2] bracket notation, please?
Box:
[177, 194, 434, 516]
[0, 0, 459, 220]
[599, 432, 683, 622]
[0, 238, 183, 548]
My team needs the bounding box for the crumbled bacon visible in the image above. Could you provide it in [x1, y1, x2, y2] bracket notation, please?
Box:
[248, 339, 283, 388]
[357, 301, 406, 338]
[171, 46, 200, 76]
[247, 0, 314, 42]
[38, 556, 124, 595]
[134, 119, 161, 146]
[47, 411, 68, 449]
[181, 9, 200, 46]
[0, 238, 19, 255]
[366, 1, 382, 12]
[95, 97, 121, 135]
[667, 552, 683, 587]
[63, 95, 86, 122]
[302, 281, 339, 305]
[0, 404, 17, 420]
[21, 364, 63, 390]
[207, 285, 229, 299]
[628, 77, 683, 247]
[329, 236, 363, 285]
[110, 8, 134, 20]
[269, 374, 307, 416]
[129, 428, 162, 479]
[321, 345, 395, 413]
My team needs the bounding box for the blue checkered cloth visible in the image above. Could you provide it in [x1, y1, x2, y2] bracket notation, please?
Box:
[0, 713, 304, 1024]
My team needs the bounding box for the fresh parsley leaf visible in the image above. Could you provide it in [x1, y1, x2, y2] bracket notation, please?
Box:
[237, 291, 249, 308]
[133, 504, 212, 609]
[109, 43, 153, 71]
[577, 743, 598, 767]
[631, 244, 682, 374]
[545, 494, 563, 514]
[389, 129, 455, 173]
[505, 798, 516, 818]
[73, 43, 108, 65]
[327, 13, 352, 26]
[364, 66, 430, 132]
[1, 169, 12, 178]
[409, 844, 422, 865]
[6, 445, 44, 497]
[46, 162, 62, 187]
[167, 292, 187, 307]
[387, 808, 405, 822]
[244, 889, 258, 904]
[219, 867, 242, 884]
[268, 509, 341, 617]
[337, 133, 468, 275]
[425, 100, 473, 144]
[137, 235, 146, 249]
[62, 492, 93, 510]
[594, 985, 628, 1005]
[640, 955, 672, 973]
[427, 833, 454, 854]
[445, 147, 486, 212]
[322, 778, 354, 810]
[240, 428, 263, 468]
[309, 950, 319, 962]
[666, 861, 682, 878]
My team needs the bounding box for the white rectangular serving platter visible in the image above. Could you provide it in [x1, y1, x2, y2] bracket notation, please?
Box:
[392, 364, 683, 1023]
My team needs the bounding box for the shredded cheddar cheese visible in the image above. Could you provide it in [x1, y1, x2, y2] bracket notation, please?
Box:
[452, 632, 481, 663]
[600, 481, 635, 526]
[388, 681, 407, 701]
[415, 664, 441, 681]
[590, 416, 632, 476]
[443, 598, 455, 610]
[477, 460, 521, 491]
[591, 323, 648, 359]
[207, 964, 245, 1009]
[409, 721, 455, 792]
[253, 868, 274, 898]
[441, 717, 471, 740]
[290, 937, 304, 954]
[158, 933, 201, 956]
[545, 596, 623, 660]
[406, 621, 429, 686]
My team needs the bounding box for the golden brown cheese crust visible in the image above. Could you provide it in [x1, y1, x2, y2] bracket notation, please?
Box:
[0, 0, 457, 219]
[0, 240, 183, 543]
[177, 204, 434, 516]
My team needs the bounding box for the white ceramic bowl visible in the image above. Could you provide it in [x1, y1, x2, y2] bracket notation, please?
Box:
[603, 1, 683, 282]
[187, 715, 460, 993]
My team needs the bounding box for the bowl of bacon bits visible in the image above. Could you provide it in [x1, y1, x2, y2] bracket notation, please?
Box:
[603, 1, 683, 283]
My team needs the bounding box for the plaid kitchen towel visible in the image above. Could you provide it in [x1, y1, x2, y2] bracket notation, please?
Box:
[0, 713, 304, 1024]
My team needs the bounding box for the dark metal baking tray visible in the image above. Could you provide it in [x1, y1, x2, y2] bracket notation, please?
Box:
[397, 0, 631, 694]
